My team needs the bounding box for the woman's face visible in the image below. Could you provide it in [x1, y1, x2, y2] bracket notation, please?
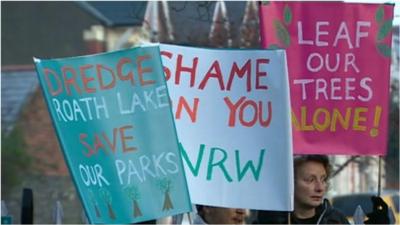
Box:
[294, 161, 328, 210]
[203, 206, 248, 224]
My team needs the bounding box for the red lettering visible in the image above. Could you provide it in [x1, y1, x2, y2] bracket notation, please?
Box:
[80, 133, 95, 157]
[259, 101, 272, 127]
[62, 66, 81, 95]
[256, 59, 269, 90]
[44, 68, 62, 96]
[117, 57, 135, 85]
[224, 97, 246, 127]
[96, 64, 116, 90]
[137, 55, 155, 86]
[239, 100, 258, 127]
[93, 134, 107, 155]
[119, 125, 136, 153]
[199, 61, 225, 90]
[80, 64, 96, 93]
[102, 127, 118, 153]
[80, 125, 137, 157]
[161, 50, 173, 81]
[176, 54, 198, 87]
[224, 97, 272, 127]
[175, 96, 199, 122]
[227, 60, 252, 92]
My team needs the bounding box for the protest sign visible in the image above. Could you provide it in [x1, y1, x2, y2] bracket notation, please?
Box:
[160, 44, 293, 210]
[259, 2, 394, 155]
[34, 45, 191, 223]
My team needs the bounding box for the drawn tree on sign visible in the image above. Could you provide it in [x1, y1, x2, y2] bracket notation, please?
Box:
[157, 178, 174, 211]
[124, 185, 142, 218]
[88, 190, 101, 218]
[99, 189, 116, 220]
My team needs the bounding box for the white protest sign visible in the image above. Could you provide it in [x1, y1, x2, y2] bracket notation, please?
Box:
[160, 44, 294, 210]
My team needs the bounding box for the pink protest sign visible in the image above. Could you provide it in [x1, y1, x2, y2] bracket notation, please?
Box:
[259, 2, 394, 155]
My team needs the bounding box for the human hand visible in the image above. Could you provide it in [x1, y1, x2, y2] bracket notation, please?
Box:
[364, 196, 389, 224]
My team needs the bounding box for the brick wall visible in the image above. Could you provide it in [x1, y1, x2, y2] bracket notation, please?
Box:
[20, 89, 68, 176]
[2, 89, 85, 223]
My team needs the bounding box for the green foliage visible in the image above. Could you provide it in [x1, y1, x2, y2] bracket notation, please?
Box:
[274, 20, 290, 48]
[374, 5, 392, 58]
[262, 1, 270, 5]
[375, 5, 384, 23]
[268, 44, 281, 50]
[376, 43, 392, 57]
[157, 178, 172, 192]
[1, 125, 31, 193]
[377, 19, 393, 41]
[283, 5, 292, 25]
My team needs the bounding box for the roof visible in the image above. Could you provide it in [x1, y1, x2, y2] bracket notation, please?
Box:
[1, 67, 39, 134]
[77, 1, 147, 27]
[77, 1, 249, 46]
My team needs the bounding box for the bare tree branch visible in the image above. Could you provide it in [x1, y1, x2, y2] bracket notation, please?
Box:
[331, 156, 360, 178]
[171, 1, 187, 12]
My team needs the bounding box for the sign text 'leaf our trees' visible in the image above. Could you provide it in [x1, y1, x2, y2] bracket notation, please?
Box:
[260, 2, 394, 155]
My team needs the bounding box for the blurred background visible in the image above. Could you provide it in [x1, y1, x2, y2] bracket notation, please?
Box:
[1, 1, 399, 223]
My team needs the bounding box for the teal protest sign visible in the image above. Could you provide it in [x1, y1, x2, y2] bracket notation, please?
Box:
[1, 216, 12, 224]
[34, 45, 191, 224]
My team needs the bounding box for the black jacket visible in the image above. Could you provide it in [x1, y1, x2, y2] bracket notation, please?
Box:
[256, 199, 350, 224]
[293, 199, 350, 224]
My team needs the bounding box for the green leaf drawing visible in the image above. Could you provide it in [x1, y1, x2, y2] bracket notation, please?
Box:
[157, 178, 173, 192]
[262, 1, 270, 5]
[377, 19, 392, 41]
[274, 20, 290, 47]
[376, 43, 391, 57]
[99, 189, 112, 204]
[284, 5, 292, 25]
[268, 44, 281, 49]
[375, 5, 384, 23]
[88, 190, 96, 202]
[124, 186, 141, 200]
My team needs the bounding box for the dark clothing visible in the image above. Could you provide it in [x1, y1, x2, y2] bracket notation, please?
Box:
[256, 199, 350, 224]
[295, 199, 350, 224]
[292, 215, 319, 224]
[256, 210, 289, 224]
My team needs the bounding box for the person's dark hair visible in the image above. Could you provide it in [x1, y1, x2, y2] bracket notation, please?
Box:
[196, 205, 205, 218]
[196, 205, 204, 211]
[293, 155, 332, 179]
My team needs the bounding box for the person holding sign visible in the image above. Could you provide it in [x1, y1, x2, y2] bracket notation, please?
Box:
[194, 205, 249, 224]
[291, 155, 349, 224]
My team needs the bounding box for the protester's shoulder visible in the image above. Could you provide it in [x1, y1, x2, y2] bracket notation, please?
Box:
[316, 199, 349, 224]
[323, 206, 350, 224]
